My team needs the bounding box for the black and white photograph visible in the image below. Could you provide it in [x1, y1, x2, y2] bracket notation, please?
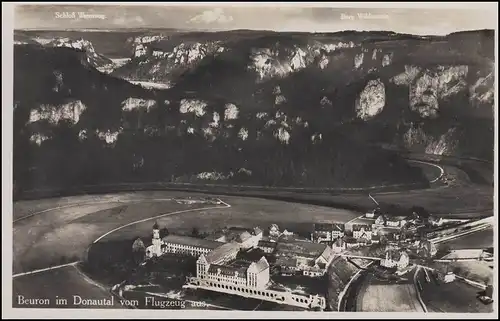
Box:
[2, 2, 498, 318]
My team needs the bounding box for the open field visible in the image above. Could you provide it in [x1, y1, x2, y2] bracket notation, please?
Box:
[12, 192, 148, 220]
[14, 182, 494, 220]
[415, 268, 493, 313]
[439, 227, 494, 250]
[356, 272, 424, 312]
[13, 200, 209, 273]
[430, 261, 494, 286]
[346, 216, 376, 226]
[13, 264, 122, 309]
[99, 198, 359, 244]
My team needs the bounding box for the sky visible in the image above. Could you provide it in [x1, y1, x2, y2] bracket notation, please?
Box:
[13, 3, 497, 36]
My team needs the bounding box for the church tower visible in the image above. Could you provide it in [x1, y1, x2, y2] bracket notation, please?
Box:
[152, 221, 162, 256]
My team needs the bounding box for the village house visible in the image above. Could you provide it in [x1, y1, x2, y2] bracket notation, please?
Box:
[269, 224, 281, 237]
[331, 237, 347, 253]
[352, 224, 372, 241]
[204, 227, 263, 249]
[374, 215, 408, 229]
[311, 223, 345, 243]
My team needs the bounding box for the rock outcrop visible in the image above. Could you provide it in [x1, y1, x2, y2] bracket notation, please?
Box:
[12, 29, 494, 193]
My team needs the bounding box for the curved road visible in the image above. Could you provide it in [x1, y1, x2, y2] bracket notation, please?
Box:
[10, 158, 493, 311]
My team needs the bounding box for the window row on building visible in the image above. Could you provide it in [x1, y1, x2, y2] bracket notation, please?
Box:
[163, 242, 211, 257]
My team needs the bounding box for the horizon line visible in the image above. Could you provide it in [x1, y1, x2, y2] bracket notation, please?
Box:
[14, 27, 494, 37]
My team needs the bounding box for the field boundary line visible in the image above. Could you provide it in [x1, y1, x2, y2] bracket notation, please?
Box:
[13, 261, 79, 278]
[93, 199, 231, 244]
[13, 198, 176, 223]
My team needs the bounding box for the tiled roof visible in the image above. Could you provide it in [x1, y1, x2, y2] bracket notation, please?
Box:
[162, 235, 222, 250]
[237, 231, 253, 243]
[258, 240, 277, 248]
[250, 256, 269, 273]
[353, 224, 372, 231]
[275, 240, 327, 259]
[332, 223, 345, 231]
[318, 246, 334, 262]
[208, 263, 248, 277]
[206, 242, 240, 264]
[378, 215, 407, 223]
[314, 223, 332, 231]
[314, 223, 345, 232]
[276, 256, 297, 267]
[204, 231, 226, 241]
[253, 227, 263, 235]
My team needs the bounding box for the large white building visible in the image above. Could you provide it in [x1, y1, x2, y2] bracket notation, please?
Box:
[145, 223, 224, 259]
[161, 235, 222, 257]
[146, 223, 265, 259]
[196, 254, 270, 289]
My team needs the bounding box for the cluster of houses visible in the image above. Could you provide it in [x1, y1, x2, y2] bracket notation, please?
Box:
[145, 222, 336, 280]
[256, 224, 336, 277]
[144, 203, 441, 282]
[311, 221, 377, 247]
[310, 205, 442, 250]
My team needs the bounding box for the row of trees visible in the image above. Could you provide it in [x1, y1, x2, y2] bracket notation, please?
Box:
[14, 125, 428, 194]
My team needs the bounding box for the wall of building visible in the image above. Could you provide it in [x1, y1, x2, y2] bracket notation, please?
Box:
[163, 242, 211, 257]
[205, 272, 247, 286]
[186, 279, 326, 310]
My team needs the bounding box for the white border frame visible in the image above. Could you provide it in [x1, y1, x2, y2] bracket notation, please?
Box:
[2, 2, 498, 319]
